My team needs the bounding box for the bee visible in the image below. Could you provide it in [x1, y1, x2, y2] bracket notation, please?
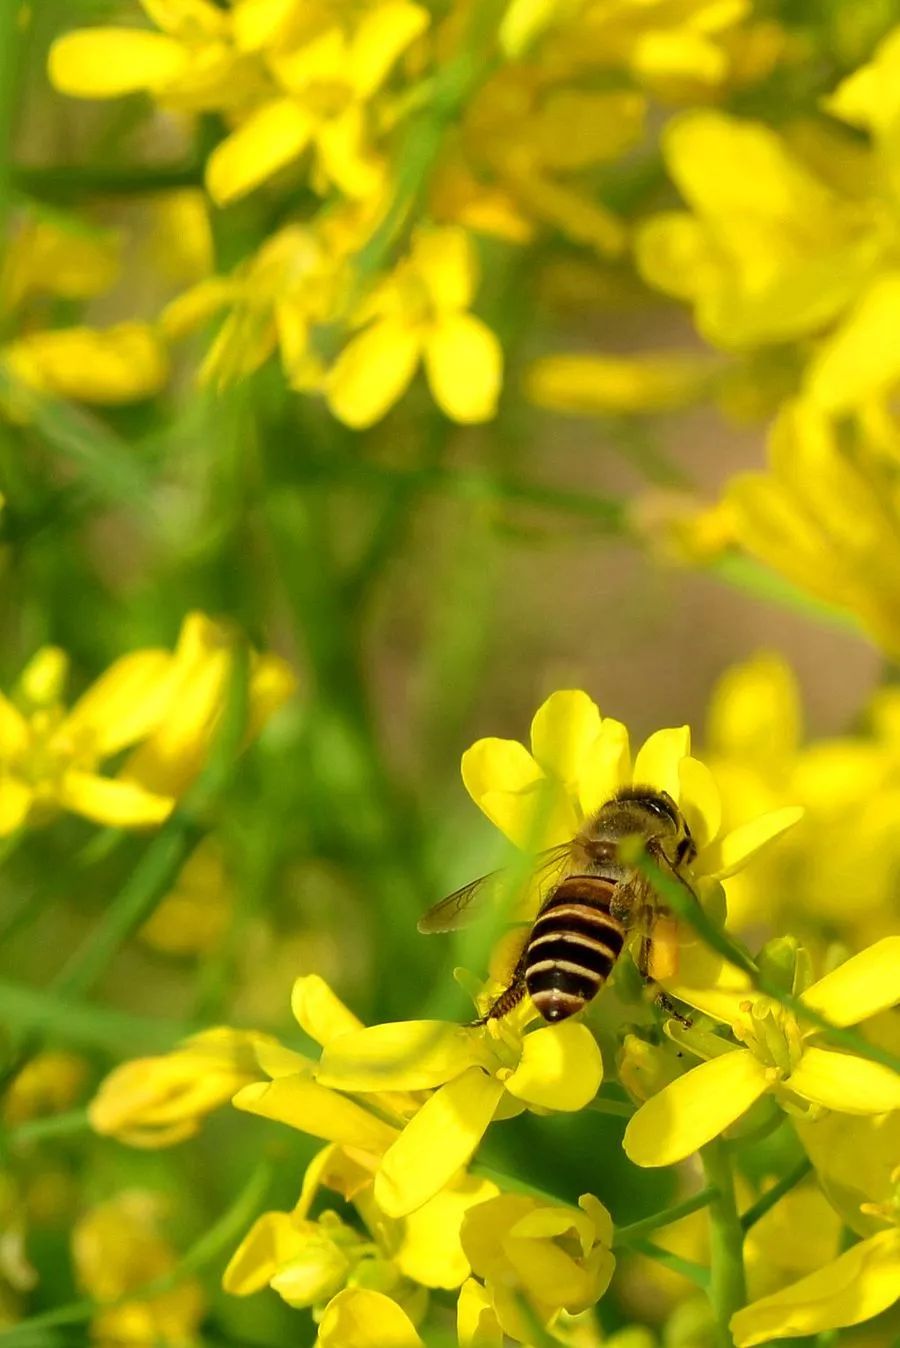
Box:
[418, 786, 698, 1023]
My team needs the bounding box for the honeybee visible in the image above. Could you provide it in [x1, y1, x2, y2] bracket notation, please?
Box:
[418, 786, 698, 1023]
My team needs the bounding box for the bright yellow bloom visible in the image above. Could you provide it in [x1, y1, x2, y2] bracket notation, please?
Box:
[624, 937, 900, 1166]
[326, 226, 503, 429]
[0, 612, 295, 835]
[726, 402, 900, 660]
[315, 998, 603, 1218]
[2, 322, 169, 406]
[138, 837, 233, 957]
[207, 3, 428, 205]
[2, 1051, 88, 1127]
[459, 1191, 614, 1340]
[316, 1286, 423, 1348]
[89, 1027, 273, 1147]
[461, 687, 801, 878]
[73, 1190, 204, 1345]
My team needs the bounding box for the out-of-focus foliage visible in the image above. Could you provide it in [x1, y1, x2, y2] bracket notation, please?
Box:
[3, 1, 900, 1346]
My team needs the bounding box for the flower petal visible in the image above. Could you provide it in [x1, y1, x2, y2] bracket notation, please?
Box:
[396, 1174, 499, 1290]
[6, 324, 169, 403]
[0, 692, 29, 756]
[424, 313, 502, 424]
[48, 29, 187, 97]
[413, 226, 477, 312]
[577, 717, 631, 817]
[502, 1022, 603, 1111]
[317, 1288, 424, 1348]
[327, 318, 421, 429]
[291, 975, 364, 1047]
[697, 805, 803, 880]
[730, 1229, 900, 1347]
[349, 1, 429, 98]
[222, 1211, 306, 1296]
[528, 690, 602, 786]
[64, 650, 173, 756]
[677, 756, 721, 850]
[461, 736, 576, 849]
[206, 99, 313, 206]
[457, 1277, 503, 1348]
[317, 1020, 486, 1092]
[632, 726, 691, 799]
[233, 1076, 398, 1153]
[787, 1046, 900, 1114]
[0, 777, 33, 835]
[800, 937, 900, 1028]
[58, 772, 174, 828]
[623, 1049, 769, 1167]
[374, 1068, 504, 1217]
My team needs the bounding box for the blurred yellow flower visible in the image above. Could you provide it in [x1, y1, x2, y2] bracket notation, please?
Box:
[1, 213, 119, 312]
[459, 1191, 614, 1340]
[73, 1190, 204, 1346]
[326, 226, 503, 428]
[526, 351, 718, 417]
[0, 612, 295, 836]
[89, 1027, 272, 1147]
[624, 937, 900, 1166]
[2, 1051, 88, 1127]
[2, 323, 169, 406]
[138, 838, 233, 957]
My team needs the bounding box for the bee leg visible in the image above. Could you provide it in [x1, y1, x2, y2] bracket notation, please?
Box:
[470, 952, 528, 1026]
[636, 934, 693, 1027]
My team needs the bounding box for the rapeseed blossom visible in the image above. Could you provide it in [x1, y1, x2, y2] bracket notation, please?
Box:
[0, 612, 295, 834]
[624, 937, 900, 1166]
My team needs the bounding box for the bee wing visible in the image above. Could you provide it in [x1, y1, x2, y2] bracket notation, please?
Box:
[417, 843, 573, 935]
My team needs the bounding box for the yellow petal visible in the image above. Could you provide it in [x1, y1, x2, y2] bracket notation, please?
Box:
[662, 943, 753, 1022]
[64, 650, 173, 756]
[5, 324, 168, 404]
[58, 772, 174, 828]
[0, 777, 32, 835]
[706, 652, 801, 763]
[502, 1022, 603, 1111]
[206, 99, 312, 206]
[697, 805, 803, 880]
[677, 756, 721, 850]
[799, 937, 900, 1030]
[424, 313, 502, 424]
[233, 1077, 398, 1154]
[632, 726, 691, 799]
[413, 227, 476, 313]
[349, 1, 429, 98]
[461, 736, 576, 849]
[0, 692, 28, 757]
[374, 1068, 504, 1217]
[317, 1021, 485, 1092]
[314, 106, 383, 201]
[805, 272, 900, 414]
[396, 1174, 499, 1290]
[48, 29, 188, 97]
[317, 1288, 423, 1348]
[232, 0, 301, 51]
[577, 717, 631, 817]
[222, 1211, 306, 1295]
[326, 318, 421, 430]
[291, 975, 364, 1047]
[526, 351, 712, 416]
[787, 1046, 900, 1114]
[528, 690, 603, 786]
[623, 1049, 769, 1167]
[457, 1277, 503, 1348]
[730, 1229, 900, 1347]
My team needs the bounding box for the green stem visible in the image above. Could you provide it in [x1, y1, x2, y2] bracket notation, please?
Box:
[630, 1239, 710, 1290]
[13, 161, 204, 202]
[0, 978, 191, 1056]
[587, 1097, 635, 1119]
[740, 1157, 812, 1233]
[2, 1159, 272, 1344]
[702, 1139, 747, 1348]
[5, 1107, 91, 1147]
[614, 1185, 717, 1248]
[0, 0, 21, 243]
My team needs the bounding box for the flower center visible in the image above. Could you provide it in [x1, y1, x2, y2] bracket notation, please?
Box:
[733, 997, 804, 1079]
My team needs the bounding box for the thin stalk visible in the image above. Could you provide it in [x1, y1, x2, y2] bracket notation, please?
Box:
[740, 1157, 813, 1233]
[0, 0, 21, 244]
[702, 1139, 747, 1348]
[630, 1239, 710, 1290]
[13, 161, 204, 201]
[5, 1107, 91, 1147]
[587, 1097, 635, 1120]
[614, 1185, 717, 1248]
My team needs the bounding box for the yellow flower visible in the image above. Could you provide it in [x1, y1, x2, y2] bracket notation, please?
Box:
[207, 3, 428, 205]
[316, 1286, 424, 1347]
[2, 1051, 88, 1127]
[2, 322, 169, 405]
[726, 402, 900, 660]
[0, 612, 295, 835]
[525, 351, 719, 417]
[89, 1027, 272, 1147]
[326, 226, 503, 429]
[623, 937, 900, 1166]
[461, 687, 801, 877]
[459, 1191, 614, 1340]
[0, 212, 119, 312]
[315, 1000, 603, 1218]
[635, 110, 882, 350]
[138, 837, 233, 957]
[73, 1190, 204, 1346]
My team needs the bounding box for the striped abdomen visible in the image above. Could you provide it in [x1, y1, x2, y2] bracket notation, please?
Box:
[524, 876, 626, 1022]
